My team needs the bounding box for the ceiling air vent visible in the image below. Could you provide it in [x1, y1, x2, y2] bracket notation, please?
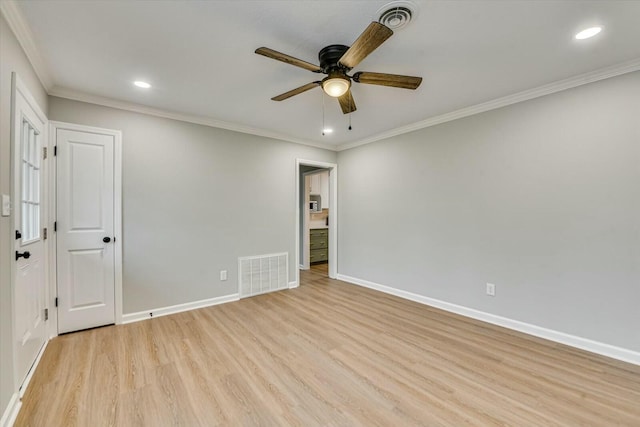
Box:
[377, 1, 416, 30]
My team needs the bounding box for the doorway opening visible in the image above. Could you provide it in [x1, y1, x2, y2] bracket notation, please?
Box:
[304, 168, 329, 278]
[295, 159, 337, 286]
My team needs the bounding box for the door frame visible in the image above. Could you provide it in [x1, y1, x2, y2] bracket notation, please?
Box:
[295, 159, 337, 285]
[48, 121, 123, 334]
[10, 73, 49, 393]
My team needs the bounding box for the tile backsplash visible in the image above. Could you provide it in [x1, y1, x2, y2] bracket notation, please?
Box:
[310, 208, 328, 228]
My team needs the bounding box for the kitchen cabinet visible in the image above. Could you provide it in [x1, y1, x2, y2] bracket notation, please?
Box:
[310, 228, 328, 263]
[309, 170, 329, 210]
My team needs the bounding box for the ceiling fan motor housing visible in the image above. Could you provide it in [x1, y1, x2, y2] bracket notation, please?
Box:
[319, 44, 351, 73]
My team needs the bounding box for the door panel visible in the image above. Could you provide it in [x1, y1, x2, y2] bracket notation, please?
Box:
[69, 142, 105, 229]
[57, 129, 115, 334]
[68, 249, 107, 307]
[12, 75, 48, 388]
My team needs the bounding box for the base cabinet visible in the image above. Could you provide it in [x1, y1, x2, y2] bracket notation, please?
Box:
[310, 228, 328, 263]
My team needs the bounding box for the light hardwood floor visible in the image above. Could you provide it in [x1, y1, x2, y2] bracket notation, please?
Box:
[15, 264, 640, 426]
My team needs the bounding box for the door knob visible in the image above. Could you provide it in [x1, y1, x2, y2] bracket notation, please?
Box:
[15, 251, 31, 260]
[103, 237, 111, 243]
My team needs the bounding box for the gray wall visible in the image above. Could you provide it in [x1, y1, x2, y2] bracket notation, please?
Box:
[337, 71, 640, 352]
[0, 13, 50, 416]
[48, 97, 336, 314]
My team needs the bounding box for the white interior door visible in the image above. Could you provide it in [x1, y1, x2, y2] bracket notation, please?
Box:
[12, 74, 48, 388]
[56, 128, 116, 334]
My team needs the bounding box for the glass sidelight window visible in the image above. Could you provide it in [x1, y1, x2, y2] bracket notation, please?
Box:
[20, 117, 41, 243]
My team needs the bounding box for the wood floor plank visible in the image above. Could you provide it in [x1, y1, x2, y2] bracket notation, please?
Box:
[14, 263, 640, 426]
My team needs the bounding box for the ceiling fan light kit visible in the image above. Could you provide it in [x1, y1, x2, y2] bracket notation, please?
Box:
[255, 17, 422, 115]
[322, 75, 351, 97]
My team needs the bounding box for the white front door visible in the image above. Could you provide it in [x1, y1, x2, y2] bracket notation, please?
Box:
[12, 75, 48, 388]
[56, 127, 116, 333]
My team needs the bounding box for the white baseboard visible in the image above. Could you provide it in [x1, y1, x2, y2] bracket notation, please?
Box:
[289, 280, 299, 289]
[1, 338, 50, 426]
[0, 393, 20, 427]
[121, 293, 239, 324]
[19, 340, 48, 398]
[337, 274, 640, 366]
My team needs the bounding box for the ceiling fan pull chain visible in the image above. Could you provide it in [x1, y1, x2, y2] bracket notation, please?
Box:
[322, 92, 326, 136]
[348, 97, 353, 130]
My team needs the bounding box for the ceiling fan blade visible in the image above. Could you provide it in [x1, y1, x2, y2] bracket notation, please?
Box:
[255, 47, 322, 73]
[353, 72, 422, 89]
[337, 90, 357, 114]
[271, 81, 321, 101]
[338, 22, 393, 69]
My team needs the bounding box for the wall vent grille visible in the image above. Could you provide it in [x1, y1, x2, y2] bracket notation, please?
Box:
[238, 252, 288, 298]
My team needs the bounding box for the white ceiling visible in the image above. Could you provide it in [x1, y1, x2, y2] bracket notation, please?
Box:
[13, 0, 640, 150]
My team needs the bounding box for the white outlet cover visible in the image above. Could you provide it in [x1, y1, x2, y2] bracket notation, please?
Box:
[486, 283, 496, 296]
[220, 270, 227, 281]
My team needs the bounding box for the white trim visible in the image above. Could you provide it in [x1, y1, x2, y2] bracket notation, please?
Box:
[121, 294, 239, 324]
[0, 340, 48, 427]
[113, 128, 123, 325]
[0, 393, 20, 427]
[49, 59, 640, 154]
[0, 1, 54, 91]
[49, 121, 123, 330]
[295, 159, 338, 288]
[13, 74, 47, 123]
[337, 274, 640, 366]
[289, 280, 299, 289]
[48, 86, 338, 152]
[47, 123, 58, 339]
[18, 340, 47, 398]
[337, 58, 640, 151]
[47, 60, 640, 154]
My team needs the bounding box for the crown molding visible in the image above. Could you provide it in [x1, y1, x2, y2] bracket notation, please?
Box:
[48, 86, 339, 151]
[0, 0, 53, 91]
[337, 58, 640, 151]
[49, 56, 640, 154]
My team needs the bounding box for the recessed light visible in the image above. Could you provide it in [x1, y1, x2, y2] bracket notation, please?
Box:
[575, 26, 602, 40]
[134, 80, 151, 89]
[322, 128, 333, 134]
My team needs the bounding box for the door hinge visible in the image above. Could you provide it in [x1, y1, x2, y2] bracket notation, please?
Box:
[54, 221, 57, 232]
[43, 147, 47, 160]
[44, 308, 49, 321]
[55, 297, 58, 307]
[54, 145, 57, 156]
[15, 230, 21, 240]
[43, 227, 47, 240]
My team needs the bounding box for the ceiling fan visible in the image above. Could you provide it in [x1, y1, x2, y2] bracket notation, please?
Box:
[255, 21, 422, 114]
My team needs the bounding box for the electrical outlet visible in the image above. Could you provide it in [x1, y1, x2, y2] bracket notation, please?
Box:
[220, 270, 227, 281]
[486, 283, 496, 296]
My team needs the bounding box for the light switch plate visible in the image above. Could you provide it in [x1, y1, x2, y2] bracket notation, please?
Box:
[1, 194, 10, 216]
